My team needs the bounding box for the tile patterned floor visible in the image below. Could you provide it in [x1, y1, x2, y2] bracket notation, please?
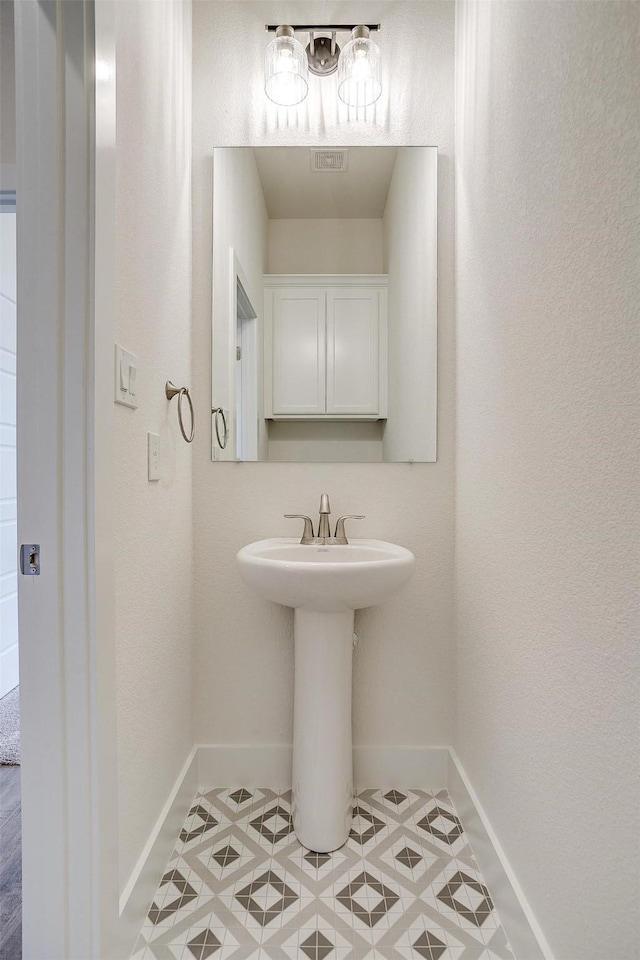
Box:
[132, 788, 514, 960]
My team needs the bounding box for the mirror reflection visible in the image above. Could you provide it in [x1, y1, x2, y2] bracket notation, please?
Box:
[211, 146, 437, 462]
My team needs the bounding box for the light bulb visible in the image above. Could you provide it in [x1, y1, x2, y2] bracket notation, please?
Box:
[265, 26, 309, 106]
[337, 26, 382, 107]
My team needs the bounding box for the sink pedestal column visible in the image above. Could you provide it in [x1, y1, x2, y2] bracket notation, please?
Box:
[292, 608, 354, 853]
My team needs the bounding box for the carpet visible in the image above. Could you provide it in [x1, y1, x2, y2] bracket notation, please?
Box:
[0, 686, 20, 764]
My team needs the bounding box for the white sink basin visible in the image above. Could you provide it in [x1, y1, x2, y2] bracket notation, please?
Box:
[237, 534, 415, 853]
[236, 538, 415, 613]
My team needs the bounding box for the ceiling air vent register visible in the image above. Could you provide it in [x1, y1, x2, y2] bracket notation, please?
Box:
[311, 150, 349, 172]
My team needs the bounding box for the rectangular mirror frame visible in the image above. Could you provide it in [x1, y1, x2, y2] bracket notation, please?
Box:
[210, 146, 438, 463]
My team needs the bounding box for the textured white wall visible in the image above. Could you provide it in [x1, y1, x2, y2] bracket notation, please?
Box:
[455, 3, 639, 958]
[114, 0, 193, 892]
[192, 1, 455, 748]
[268, 219, 384, 274]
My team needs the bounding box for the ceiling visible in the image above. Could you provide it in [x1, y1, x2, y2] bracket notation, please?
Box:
[253, 146, 399, 219]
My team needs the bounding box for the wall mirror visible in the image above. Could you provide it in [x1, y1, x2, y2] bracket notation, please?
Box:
[211, 146, 437, 463]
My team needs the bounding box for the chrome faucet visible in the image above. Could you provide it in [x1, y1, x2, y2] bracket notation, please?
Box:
[285, 494, 365, 545]
[317, 493, 331, 539]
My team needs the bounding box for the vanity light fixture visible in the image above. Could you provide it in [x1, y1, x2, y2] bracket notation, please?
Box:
[264, 24, 382, 107]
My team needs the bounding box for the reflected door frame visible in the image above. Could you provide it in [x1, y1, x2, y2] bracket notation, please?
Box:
[233, 254, 259, 461]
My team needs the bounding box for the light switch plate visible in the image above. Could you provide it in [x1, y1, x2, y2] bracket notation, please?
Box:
[147, 432, 160, 481]
[114, 344, 138, 408]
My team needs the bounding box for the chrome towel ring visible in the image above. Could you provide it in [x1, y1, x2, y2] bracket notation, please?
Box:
[165, 381, 195, 443]
[212, 406, 229, 449]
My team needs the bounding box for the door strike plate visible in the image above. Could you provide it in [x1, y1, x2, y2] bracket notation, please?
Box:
[20, 544, 40, 576]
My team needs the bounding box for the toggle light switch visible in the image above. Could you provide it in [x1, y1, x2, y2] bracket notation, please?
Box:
[114, 344, 138, 408]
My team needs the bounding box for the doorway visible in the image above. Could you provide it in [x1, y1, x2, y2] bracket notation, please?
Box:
[0, 195, 18, 705]
[1, 2, 121, 956]
[234, 275, 258, 461]
[0, 1, 21, 953]
[0, 187, 20, 960]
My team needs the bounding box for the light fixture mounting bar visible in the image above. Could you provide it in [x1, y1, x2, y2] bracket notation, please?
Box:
[265, 24, 381, 33]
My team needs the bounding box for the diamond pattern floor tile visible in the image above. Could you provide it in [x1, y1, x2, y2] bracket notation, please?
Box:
[132, 789, 514, 960]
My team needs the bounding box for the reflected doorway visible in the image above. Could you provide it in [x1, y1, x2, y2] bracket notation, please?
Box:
[234, 273, 258, 461]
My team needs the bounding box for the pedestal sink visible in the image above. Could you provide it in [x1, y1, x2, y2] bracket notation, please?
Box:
[236, 538, 415, 852]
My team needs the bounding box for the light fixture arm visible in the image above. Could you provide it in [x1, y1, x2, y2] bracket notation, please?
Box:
[265, 23, 381, 34]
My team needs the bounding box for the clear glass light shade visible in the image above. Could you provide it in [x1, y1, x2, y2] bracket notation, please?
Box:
[337, 31, 382, 107]
[265, 30, 309, 106]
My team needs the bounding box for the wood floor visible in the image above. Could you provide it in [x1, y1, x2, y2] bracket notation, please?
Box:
[0, 765, 21, 959]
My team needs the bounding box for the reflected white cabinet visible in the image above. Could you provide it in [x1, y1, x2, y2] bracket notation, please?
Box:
[264, 275, 388, 420]
[269, 286, 327, 416]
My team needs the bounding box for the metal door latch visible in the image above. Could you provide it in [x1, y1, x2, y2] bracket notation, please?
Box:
[20, 544, 40, 575]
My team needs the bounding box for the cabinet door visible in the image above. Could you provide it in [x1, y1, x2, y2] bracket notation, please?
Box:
[271, 288, 326, 415]
[326, 288, 379, 415]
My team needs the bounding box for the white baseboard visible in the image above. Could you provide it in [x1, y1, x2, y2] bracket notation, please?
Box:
[117, 746, 198, 959]
[117, 744, 550, 960]
[195, 744, 450, 793]
[196, 743, 292, 791]
[448, 749, 553, 960]
[354, 745, 449, 789]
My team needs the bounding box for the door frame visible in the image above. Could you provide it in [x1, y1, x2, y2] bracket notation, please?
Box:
[0, 196, 18, 701]
[15, 1, 119, 956]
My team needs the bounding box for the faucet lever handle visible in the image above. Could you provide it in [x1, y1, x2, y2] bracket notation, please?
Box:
[284, 515, 315, 543]
[334, 515, 365, 543]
